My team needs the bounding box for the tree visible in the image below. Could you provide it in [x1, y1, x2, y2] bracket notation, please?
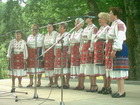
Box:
[0, 2, 6, 33]
[24, 0, 89, 27]
[124, 0, 140, 80]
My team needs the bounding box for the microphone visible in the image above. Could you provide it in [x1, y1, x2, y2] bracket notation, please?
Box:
[67, 16, 97, 19]
[85, 16, 97, 19]
[67, 16, 85, 19]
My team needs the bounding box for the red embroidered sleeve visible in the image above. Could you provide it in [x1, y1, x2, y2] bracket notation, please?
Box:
[118, 24, 124, 31]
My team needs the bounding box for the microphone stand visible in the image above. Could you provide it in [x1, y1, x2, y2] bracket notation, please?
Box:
[32, 34, 54, 101]
[20, 34, 55, 102]
[36, 20, 84, 105]
[33, 34, 38, 99]
[60, 37, 65, 105]
[0, 20, 73, 38]
[0, 40, 28, 102]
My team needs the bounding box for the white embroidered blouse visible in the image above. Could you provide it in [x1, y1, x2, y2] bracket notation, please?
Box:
[7, 39, 28, 59]
[107, 19, 127, 51]
[81, 24, 98, 41]
[70, 28, 83, 45]
[27, 33, 44, 48]
[81, 24, 98, 52]
[94, 25, 110, 42]
[90, 25, 110, 51]
[43, 31, 58, 48]
[55, 32, 70, 47]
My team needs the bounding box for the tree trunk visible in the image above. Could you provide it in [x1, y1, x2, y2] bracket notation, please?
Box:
[124, 0, 140, 80]
[132, 0, 140, 80]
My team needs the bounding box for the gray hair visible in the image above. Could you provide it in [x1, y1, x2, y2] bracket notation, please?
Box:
[60, 22, 68, 30]
[15, 30, 22, 35]
[75, 18, 84, 26]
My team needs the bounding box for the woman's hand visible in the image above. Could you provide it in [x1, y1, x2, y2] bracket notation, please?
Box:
[111, 50, 116, 58]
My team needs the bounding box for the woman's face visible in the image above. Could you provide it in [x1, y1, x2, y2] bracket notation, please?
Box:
[16, 33, 22, 40]
[32, 25, 38, 35]
[75, 21, 83, 30]
[98, 16, 107, 26]
[109, 10, 115, 22]
[59, 25, 65, 34]
[85, 18, 92, 24]
[47, 24, 54, 32]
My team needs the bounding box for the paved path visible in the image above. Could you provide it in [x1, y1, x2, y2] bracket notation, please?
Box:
[0, 78, 140, 105]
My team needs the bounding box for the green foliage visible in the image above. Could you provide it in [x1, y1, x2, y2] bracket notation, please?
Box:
[24, 0, 89, 33]
[0, 40, 9, 79]
[24, 0, 89, 23]
[95, 0, 126, 22]
[0, 2, 6, 33]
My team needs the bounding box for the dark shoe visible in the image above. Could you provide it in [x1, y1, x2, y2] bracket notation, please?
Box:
[63, 85, 69, 89]
[111, 92, 118, 97]
[59, 85, 69, 89]
[103, 88, 112, 95]
[86, 85, 98, 92]
[86, 89, 92, 92]
[26, 84, 33, 87]
[51, 83, 59, 88]
[73, 87, 80, 90]
[112, 92, 126, 98]
[58, 85, 63, 88]
[91, 85, 98, 92]
[78, 86, 85, 90]
[11, 88, 15, 92]
[98, 87, 106, 94]
[91, 88, 98, 92]
[37, 84, 41, 87]
[86, 89, 98, 92]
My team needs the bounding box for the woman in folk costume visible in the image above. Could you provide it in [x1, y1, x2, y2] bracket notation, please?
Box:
[54, 22, 70, 89]
[106, 7, 129, 98]
[7, 31, 28, 88]
[43, 23, 58, 87]
[79, 12, 98, 90]
[69, 18, 84, 89]
[26, 24, 44, 87]
[90, 12, 112, 94]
